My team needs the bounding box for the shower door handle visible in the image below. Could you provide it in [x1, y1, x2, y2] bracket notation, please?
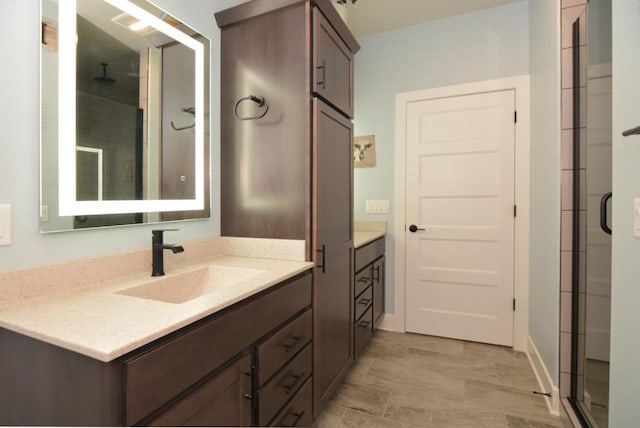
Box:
[600, 192, 612, 235]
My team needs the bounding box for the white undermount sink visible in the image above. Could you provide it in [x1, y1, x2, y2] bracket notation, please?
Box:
[115, 265, 265, 304]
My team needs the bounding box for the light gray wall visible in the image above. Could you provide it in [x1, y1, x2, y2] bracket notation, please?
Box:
[0, 0, 247, 273]
[353, 0, 530, 313]
[609, 0, 640, 424]
[527, 0, 561, 384]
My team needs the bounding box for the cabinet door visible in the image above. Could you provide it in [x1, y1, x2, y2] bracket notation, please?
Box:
[314, 99, 353, 244]
[313, 8, 354, 118]
[149, 354, 252, 427]
[373, 256, 385, 327]
[313, 98, 354, 415]
[313, 240, 353, 414]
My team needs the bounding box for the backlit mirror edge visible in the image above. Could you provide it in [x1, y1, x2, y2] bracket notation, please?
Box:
[57, 0, 205, 217]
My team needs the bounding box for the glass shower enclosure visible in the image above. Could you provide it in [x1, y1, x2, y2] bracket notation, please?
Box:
[570, 1, 612, 427]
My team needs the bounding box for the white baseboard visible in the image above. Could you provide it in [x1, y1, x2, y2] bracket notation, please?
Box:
[526, 336, 560, 416]
[377, 313, 397, 331]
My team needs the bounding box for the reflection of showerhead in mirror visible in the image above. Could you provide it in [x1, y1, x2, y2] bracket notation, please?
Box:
[94, 62, 115, 84]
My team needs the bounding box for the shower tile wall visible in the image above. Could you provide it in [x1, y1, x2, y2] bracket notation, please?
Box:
[559, 0, 587, 398]
[76, 91, 138, 200]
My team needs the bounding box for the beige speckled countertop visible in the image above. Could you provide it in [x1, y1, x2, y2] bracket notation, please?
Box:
[353, 231, 385, 248]
[353, 220, 387, 248]
[0, 238, 312, 362]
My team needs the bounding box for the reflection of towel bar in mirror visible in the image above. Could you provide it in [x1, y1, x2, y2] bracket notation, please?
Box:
[622, 125, 640, 137]
[234, 95, 269, 120]
[171, 107, 196, 131]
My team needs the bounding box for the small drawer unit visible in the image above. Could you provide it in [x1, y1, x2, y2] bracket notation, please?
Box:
[353, 236, 385, 359]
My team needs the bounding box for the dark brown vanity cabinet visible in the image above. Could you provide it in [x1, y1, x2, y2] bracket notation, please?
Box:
[216, 0, 359, 419]
[0, 271, 312, 427]
[354, 237, 385, 357]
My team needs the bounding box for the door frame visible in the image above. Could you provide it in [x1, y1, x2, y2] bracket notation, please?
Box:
[393, 75, 530, 352]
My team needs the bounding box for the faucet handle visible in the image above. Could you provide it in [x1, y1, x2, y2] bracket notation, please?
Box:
[152, 228, 179, 233]
[152, 228, 179, 237]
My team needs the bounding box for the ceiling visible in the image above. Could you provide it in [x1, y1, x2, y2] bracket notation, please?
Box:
[340, 0, 524, 38]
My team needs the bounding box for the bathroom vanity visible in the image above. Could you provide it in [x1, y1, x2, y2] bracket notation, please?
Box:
[353, 225, 386, 356]
[0, 247, 313, 426]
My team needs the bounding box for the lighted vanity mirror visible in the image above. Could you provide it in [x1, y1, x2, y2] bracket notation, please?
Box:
[40, 0, 210, 232]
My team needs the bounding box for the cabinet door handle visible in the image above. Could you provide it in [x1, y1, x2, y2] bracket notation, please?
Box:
[281, 335, 305, 353]
[283, 410, 306, 427]
[316, 244, 326, 273]
[358, 298, 371, 306]
[317, 60, 327, 89]
[243, 393, 253, 400]
[373, 265, 380, 282]
[282, 372, 305, 394]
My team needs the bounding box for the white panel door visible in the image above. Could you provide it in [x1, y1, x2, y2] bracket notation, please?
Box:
[405, 90, 516, 346]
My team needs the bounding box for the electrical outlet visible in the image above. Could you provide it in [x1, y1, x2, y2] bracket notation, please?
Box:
[0, 204, 12, 246]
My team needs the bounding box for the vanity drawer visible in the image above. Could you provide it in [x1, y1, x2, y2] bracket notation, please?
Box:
[354, 265, 373, 297]
[125, 272, 311, 425]
[354, 306, 373, 359]
[258, 344, 312, 426]
[258, 309, 312, 386]
[268, 377, 312, 427]
[354, 237, 385, 272]
[354, 285, 373, 322]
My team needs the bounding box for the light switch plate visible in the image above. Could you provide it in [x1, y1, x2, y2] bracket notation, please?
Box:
[0, 204, 12, 246]
[365, 200, 390, 214]
[634, 199, 640, 239]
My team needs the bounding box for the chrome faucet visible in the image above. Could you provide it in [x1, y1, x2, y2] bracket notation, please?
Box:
[152, 229, 184, 277]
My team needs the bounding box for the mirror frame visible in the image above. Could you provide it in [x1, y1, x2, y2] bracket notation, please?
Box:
[57, 0, 205, 216]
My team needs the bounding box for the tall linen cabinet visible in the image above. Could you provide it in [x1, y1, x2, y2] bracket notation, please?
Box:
[215, 0, 359, 418]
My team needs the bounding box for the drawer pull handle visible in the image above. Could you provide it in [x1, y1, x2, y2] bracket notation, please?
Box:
[243, 393, 253, 400]
[282, 372, 305, 394]
[284, 410, 306, 427]
[358, 320, 371, 329]
[358, 276, 370, 283]
[358, 298, 371, 306]
[281, 335, 305, 352]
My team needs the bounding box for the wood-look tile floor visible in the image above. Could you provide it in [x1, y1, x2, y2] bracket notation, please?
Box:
[314, 330, 572, 428]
